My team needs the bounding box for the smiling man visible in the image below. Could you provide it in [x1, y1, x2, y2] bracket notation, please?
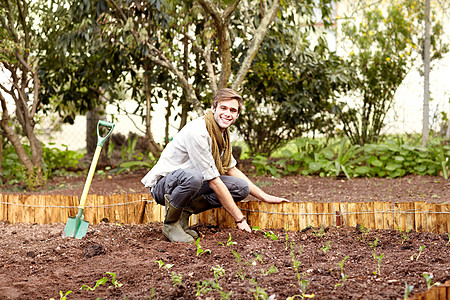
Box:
[141, 88, 289, 243]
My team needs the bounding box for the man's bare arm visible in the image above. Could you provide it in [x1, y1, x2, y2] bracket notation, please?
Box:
[208, 176, 251, 232]
[226, 166, 290, 203]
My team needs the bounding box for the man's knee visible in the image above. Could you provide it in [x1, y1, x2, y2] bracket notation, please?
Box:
[178, 169, 203, 190]
[225, 177, 250, 200]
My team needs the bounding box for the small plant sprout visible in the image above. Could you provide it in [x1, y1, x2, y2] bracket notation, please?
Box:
[411, 246, 426, 261]
[252, 226, 278, 240]
[285, 232, 291, 251]
[313, 226, 326, 237]
[155, 259, 174, 269]
[195, 265, 231, 298]
[218, 233, 237, 246]
[195, 238, 211, 256]
[171, 272, 182, 286]
[335, 256, 349, 288]
[404, 282, 414, 300]
[446, 233, 450, 245]
[264, 230, 279, 240]
[422, 273, 441, 290]
[372, 253, 384, 275]
[319, 241, 332, 253]
[59, 290, 72, 300]
[253, 250, 264, 264]
[233, 250, 247, 280]
[263, 265, 279, 276]
[250, 279, 272, 300]
[211, 265, 225, 281]
[397, 227, 411, 244]
[81, 272, 123, 291]
[369, 238, 379, 255]
[287, 279, 315, 299]
[357, 224, 370, 242]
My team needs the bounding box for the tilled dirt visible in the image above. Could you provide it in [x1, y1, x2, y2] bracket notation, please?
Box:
[3, 170, 450, 205]
[1, 171, 449, 299]
[0, 221, 449, 300]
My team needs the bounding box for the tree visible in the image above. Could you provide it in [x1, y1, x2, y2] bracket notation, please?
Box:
[0, 0, 44, 185]
[336, 0, 448, 146]
[99, 0, 281, 129]
[235, 1, 353, 155]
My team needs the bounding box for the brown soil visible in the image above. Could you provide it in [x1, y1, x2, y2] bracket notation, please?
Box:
[4, 169, 450, 205]
[1, 169, 449, 299]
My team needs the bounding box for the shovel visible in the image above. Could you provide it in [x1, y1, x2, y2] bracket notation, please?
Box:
[63, 120, 115, 239]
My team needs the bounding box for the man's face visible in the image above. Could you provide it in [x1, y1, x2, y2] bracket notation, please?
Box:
[211, 99, 240, 131]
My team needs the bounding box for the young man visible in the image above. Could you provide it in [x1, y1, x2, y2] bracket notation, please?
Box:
[141, 88, 289, 242]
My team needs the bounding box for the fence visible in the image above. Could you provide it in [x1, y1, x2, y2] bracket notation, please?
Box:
[1, 193, 449, 233]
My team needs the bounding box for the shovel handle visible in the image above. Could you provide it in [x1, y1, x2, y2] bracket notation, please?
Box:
[97, 120, 115, 147]
[78, 121, 115, 209]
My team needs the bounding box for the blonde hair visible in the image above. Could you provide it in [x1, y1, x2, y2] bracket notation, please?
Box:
[212, 88, 243, 113]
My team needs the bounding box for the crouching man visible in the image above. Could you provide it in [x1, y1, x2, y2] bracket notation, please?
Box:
[141, 88, 289, 242]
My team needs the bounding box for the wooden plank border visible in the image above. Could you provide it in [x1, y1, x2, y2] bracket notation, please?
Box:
[1, 195, 449, 234]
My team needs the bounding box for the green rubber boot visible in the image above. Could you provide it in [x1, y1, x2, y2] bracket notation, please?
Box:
[178, 210, 198, 239]
[180, 196, 213, 239]
[162, 195, 194, 243]
[185, 195, 212, 214]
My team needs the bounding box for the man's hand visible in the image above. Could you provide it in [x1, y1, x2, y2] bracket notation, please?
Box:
[261, 194, 290, 204]
[236, 219, 251, 232]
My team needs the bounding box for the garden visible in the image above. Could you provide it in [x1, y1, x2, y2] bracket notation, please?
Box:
[1, 0, 450, 299]
[1, 146, 450, 299]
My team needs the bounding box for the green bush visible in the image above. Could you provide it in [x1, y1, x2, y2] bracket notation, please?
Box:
[1, 142, 83, 186]
[251, 137, 450, 179]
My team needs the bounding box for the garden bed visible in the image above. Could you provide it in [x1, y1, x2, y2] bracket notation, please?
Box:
[0, 221, 449, 299]
[1, 172, 449, 299]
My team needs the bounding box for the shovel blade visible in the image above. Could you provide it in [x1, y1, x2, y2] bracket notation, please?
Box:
[63, 212, 89, 239]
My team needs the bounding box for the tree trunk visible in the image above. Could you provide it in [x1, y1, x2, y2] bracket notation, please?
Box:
[422, 0, 431, 146]
[144, 67, 163, 157]
[0, 92, 38, 177]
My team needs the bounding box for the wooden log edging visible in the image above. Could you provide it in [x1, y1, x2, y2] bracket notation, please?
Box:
[0, 194, 449, 233]
[408, 279, 450, 300]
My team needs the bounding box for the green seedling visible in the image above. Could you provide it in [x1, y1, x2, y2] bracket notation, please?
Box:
[357, 224, 370, 242]
[196, 280, 218, 296]
[250, 278, 274, 300]
[335, 256, 349, 288]
[149, 288, 156, 300]
[218, 233, 237, 246]
[253, 250, 264, 264]
[411, 246, 425, 261]
[373, 253, 384, 275]
[195, 265, 231, 298]
[155, 259, 174, 269]
[195, 238, 211, 256]
[397, 227, 411, 244]
[369, 238, 379, 255]
[285, 232, 290, 251]
[263, 265, 279, 275]
[232, 250, 247, 280]
[404, 282, 414, 300]
[59, 290, 72, 300]
[171, 272, 182, 286]
[446, 233, 450, 245]
[265, 230, 279, 240]
[252, 226, 278, 240]
[81, 272, 122, 291]
[312, 226, 326, 237]
[211, 265, 226, 281]
[287, 279, 314, 299]
[422, 273, 441, 290]
[319, 241, 332, 253]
